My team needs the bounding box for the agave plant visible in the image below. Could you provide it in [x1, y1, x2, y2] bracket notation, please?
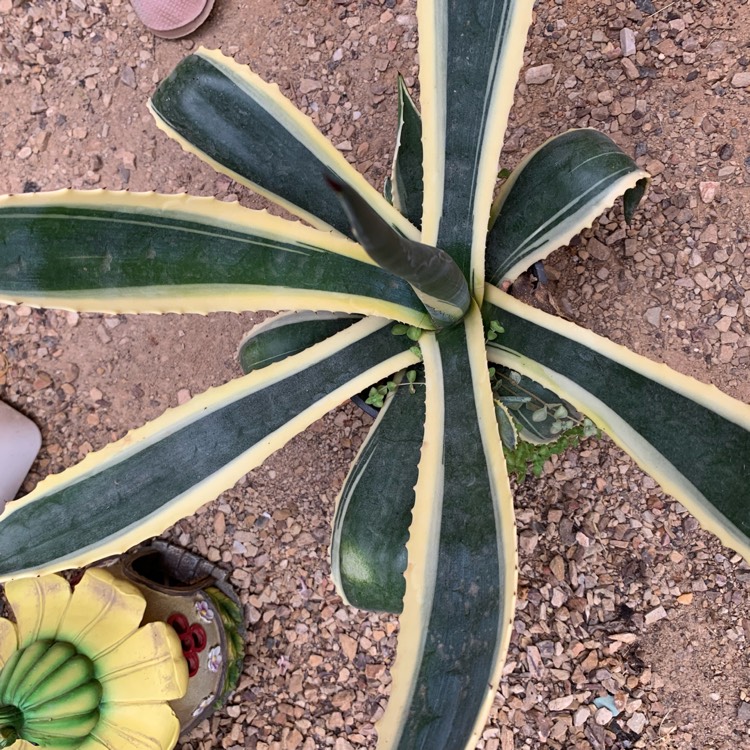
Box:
[1, 1, 750, 747]
[0, 568, 186, 750]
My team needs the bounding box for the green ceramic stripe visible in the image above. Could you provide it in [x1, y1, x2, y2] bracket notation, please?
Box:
[392, 78, 424, 229]
[485, 301, 750, 534]
[333, 376, 425, 613]
[151, 55, 353, 237]
[438, 0, 517, 279]
[0, 326, 410, 576]
[399, 323, 505, 749]
[486, 130, 641, 284]
[0, 206, 422, 311]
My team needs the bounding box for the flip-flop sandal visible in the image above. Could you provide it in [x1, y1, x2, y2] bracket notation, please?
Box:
[129, 0, 215, 39]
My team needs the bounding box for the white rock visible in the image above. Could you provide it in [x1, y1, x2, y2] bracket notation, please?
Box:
[551, 588, 567, 607]
[699, 181, 720, 204]
[299, 79, 321, 94]
[548, 695, 575, 711]
[627, 712, 647, 734]
[519, 531, 539, 554]
[525, 64, 555, 85]
[644, 307, 662, 328]
[620, 28, 636, 57]
[644, 605, 667, 625]
[700, 224, 719, 244]
[731, 72, 750, 88]
[396, 14, 416, 27]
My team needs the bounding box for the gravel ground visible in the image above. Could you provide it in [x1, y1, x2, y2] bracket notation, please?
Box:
[2, 0, 750, 748]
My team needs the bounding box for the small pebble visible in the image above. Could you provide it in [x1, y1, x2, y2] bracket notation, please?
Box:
[699, 181, 720, 204]
[120, 65, 136, 88]
[620, 28, 636, 57]
[525, 64, 555, 85]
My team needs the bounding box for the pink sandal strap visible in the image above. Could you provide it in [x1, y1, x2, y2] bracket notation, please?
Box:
[129, 0, 213, 37]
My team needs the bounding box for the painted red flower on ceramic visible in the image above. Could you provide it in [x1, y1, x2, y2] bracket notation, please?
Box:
[167, 613, 206, 678]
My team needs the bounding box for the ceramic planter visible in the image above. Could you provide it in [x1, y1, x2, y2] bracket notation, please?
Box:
[106, 541, 245, 734]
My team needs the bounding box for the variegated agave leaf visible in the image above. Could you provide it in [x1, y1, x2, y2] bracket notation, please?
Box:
[483, 286, 750, 563]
